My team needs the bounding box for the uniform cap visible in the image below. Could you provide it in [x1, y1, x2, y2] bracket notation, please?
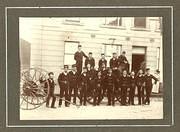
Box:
[64, 65, 69, 68]
[48, 72, 54, 76]
[146, 68, 150, 71]
[78, 45, 82, 47]
[122, 51, 126, 54]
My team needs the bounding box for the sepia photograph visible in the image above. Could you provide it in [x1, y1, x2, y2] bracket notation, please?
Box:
[19, 17, 163, 120]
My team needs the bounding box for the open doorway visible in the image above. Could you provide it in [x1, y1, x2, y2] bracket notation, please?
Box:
[132, 47, 146, 73]
[132, 54, 145, 73]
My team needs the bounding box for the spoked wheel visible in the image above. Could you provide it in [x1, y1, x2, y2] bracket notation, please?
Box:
[20, 68, 49, 110]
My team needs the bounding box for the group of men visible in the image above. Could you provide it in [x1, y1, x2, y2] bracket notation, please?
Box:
[45, 45, 158, 108]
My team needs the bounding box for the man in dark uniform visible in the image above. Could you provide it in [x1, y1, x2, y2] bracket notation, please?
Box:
[120, 70, 130, 105]
[110, 52, 119, 77]
[58, 65, 69, 107]
[86, 64, 96, 99]
[79, 67, 88, 106]
[118, 51, 129, 73]
[144, 68, 158, 105]
[110, 52, 120, 99]
[85, 52, 95, 68]
[100, 63, 108, 99]
[104, 68, 116, 106]
[93, 71, 103, 106]
[98, 53, 107, 70]
[128, 71, 136, 105]
[68, 64, 78, 104]
[136, 69, 145, 105]
[74, 45, 88, 75]
[45, 72, 56, 108]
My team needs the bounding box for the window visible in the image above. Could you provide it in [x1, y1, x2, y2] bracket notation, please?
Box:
[102, 44, 122, 67]
[64, 41, 79, 66]
[134, 17, 146, 28]
[104, 17, 122, 26]
[157, 47, 160, 70]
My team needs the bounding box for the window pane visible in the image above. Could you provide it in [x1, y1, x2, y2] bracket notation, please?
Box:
[105, 45, 113, 56]
[64, 54, 76, 66]
[157, 47, 160, 69]
[105, 17, 118, 26]
[64, 41, 79, 54]
[134, 17, 146, 28]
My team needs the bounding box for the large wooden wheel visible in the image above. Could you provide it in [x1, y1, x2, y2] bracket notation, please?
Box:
[20, 68, 49, 110]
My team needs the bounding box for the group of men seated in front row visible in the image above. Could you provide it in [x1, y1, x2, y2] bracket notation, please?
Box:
[45, 49, 158, 108]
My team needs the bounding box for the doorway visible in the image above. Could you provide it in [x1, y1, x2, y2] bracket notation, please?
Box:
[132, 54, 145, 73]
[132, 46, 146, 73]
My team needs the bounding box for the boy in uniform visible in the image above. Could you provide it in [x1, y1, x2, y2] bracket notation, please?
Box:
[104, 68, 116, 106]
[98, 53, 107, 70]
[79, 67, 88, 106]
[68, 64, 78, 105]
[85, 52, 95, 68]
[120, 70, 130, 105]
[100, 63, 108, 99]
[93, 71, 103, 106]
[118, 51, 129, 73]
[144, 68, 158, 105]
[45, 72, 56, 108]
[58, 65, 69, 107]
[128, 71, 136, 105]
[109, 52, 119, 77]
[86, 63, 96, 99]
[136, 69, 145, 105]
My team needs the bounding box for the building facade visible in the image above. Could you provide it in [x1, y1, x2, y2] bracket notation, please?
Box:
[20, 17, 163, 80]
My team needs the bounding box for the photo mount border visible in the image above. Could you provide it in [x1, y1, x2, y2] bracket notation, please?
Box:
[5, 6, 174, 127]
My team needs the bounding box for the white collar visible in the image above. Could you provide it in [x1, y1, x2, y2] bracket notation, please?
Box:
[63, 72, 68, 75]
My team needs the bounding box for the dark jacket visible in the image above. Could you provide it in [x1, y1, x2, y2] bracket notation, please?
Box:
[100, 68, 108, 79]
[136, 74, 145, 86]
[74, 51, 87, 63]
[80, 72, 88, 87]
[110, 58, 118, 69]
[85, 57, 95, 68]
[144, 74, 158, 86]
[68, 71, 78, 87]
[104, 74, 116, 87]
[87, 69, 97, 82]
[98, 59, 107, 69]
[130, 76, 136, 87]
[118, 55, 128, 65]
[95, 76, 103, 89]
[120, 75, 130, 87]
[45, 78, 55, 95]
[58, 72, 69, 88]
